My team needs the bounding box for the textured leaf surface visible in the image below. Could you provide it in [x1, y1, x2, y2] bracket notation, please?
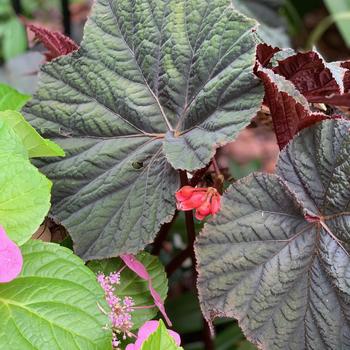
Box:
[0, 110, 64, 157]
[254, 44, 332, 150]
[28, 24, 79, 62]
[195, 119, 350, 350]
[24, 0, 263, 259]
[0, 120, 51, 244]
[140, 320, 183, 350]
[88, 252, 168, 330]
[0, 240, 112, 350]
[0, 83, 30, 111]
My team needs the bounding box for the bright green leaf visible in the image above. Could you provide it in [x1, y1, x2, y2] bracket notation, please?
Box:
[196, 119, 350, 350]
[2, 17, 27, 61]
[0, 120, 51, 244]
[140, 320, 183, 350]
[88, 251, 168, 330]
[0, 240, 112, 350]
[0, 83, 30, 112]
[24, 0, 263, 259]
[0, 110, 65, 157]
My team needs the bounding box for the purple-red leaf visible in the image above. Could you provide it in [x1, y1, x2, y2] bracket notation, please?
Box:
[28, 24, 78, 62]
[0, 225, 23, 283]
[255, 44, 332, 149]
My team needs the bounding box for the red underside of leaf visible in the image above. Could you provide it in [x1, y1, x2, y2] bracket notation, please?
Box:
[255, 44, 332, 150]
[28, 24, 79, 62]
[273, 51, 342, 100]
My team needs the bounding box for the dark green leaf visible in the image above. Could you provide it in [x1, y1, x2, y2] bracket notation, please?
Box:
[196, 119, 350, 350]
[24, 0, 263, 259]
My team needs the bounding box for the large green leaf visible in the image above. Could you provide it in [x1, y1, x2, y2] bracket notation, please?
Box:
[140, 320, 183, 350]
[0, 110, 65, 157]
[88, 251, 168, 330]
[195, 119, 350, 350]
[0, 83, 30, 111]
[0, 120, 51, 244]
[24, 0, 263, 259]
[0, 240, 112, 350]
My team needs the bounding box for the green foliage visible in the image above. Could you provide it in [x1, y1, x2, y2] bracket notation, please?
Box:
[324, 0, 350, 47]
[0, 17, 27, 61]
[0, 119, 51, 244]
[140, 320, 183, 350]
[24, 0, 263, 260]
[1, 110, 65, 157]
[196, 119, 350, 350]
[0, 240, 112, 350]
[0, 83, 30, 111]
[88, 252, 168, 330]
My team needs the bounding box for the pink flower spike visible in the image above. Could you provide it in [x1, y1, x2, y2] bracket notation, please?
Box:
[149, 281, 172, 327]
[120, 254, 150, 280]
[0, 225, 23, 283]
[126, 320, 181, 350]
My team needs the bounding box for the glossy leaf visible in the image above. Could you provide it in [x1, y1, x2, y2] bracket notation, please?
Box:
[0, 83, 30, 111]
[0, 120, 51, 244]
[24, 0, 263, 259]
[88, 251, 168, 330]
[0, 240, 112, 350]
[0, 110, 65, 157]
[196, 119, 350, 350]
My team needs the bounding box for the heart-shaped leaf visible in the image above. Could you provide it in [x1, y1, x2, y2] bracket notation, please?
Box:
[24, 0, 263, 259]
[88, 252, 168, 330]
[0, 240, 112, 350]
[195, 119, 350, 350]
[0, 120, 51, 244]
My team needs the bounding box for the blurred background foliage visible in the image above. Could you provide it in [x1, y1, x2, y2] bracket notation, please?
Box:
[2, 0, 350, 349]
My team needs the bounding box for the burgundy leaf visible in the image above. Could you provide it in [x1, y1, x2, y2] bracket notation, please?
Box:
[255, 44, 332, 150]
[28, 24, 78, 62]
[273, 51, 346, 102]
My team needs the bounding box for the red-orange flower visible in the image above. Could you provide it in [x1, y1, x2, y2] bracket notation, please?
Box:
[175, 186, 221, 220]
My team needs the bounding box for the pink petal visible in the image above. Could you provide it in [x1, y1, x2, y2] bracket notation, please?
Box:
[125, 344, 135, 350]
[130, 321, 181, 349]
[0, 225, 23, 283]
[120, 254, 150, 280]
[149, 281, 172, 326]
[121, 254, 172, 326]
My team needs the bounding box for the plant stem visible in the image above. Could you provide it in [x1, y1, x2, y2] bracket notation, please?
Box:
[179, 170, 215, 350]
[211, 156, 221, 177]
[165, 246, 192, 276]
[152, 211, 178, 254]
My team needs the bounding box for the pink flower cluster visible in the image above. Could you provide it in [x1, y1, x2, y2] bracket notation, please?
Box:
[97, 271, 135, 349]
